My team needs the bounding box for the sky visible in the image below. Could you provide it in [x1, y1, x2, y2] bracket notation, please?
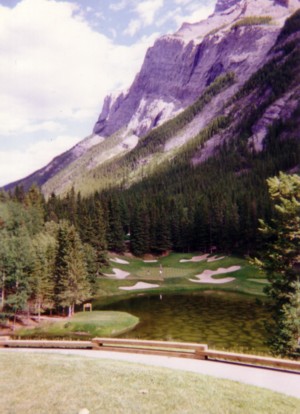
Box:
[0, 0, 215, 187]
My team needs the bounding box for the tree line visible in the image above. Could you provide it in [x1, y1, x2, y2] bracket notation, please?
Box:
[0, 186, 107, 326]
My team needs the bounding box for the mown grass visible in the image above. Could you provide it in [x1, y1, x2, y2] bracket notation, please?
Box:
[15, 311, 139, 339]
[95, 252, 268, 306]
[0, 351, 299, 414]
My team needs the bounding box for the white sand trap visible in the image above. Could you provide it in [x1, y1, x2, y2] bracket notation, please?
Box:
[143, 260, 158, 263]
[180, 254, 209, 263]
[189, 266, 241, 284]
[104, 268, 130, 279]
[119, 282, 160, 291]
[110, 258, 129, 264]
[207, 255, 225, 262]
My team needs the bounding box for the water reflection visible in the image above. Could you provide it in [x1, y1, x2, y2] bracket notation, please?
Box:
[96, 292, 271, 353]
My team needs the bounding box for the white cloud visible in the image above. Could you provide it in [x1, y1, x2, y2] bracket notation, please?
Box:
[174, 0, 192, 4]
[0, 0, 159, 186]
[192, 5, 214, 21]
[124, 0, 164, 36]
[23, 121, 64, 134]
[156, 1, 215, 32]
[0, 0, 154, 137]
[156, 7, 182, 28]
[109, 0, 129, 12]
[0, 0, 216, 187]
[109, 27, 118, 39]
[135, 0, 164, 26]
[124, 18, 142, 36]
[172, 4, 214, 27]
[0, 134, 80, 186]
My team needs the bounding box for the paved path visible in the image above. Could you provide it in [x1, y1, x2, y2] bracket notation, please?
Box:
[2, 348, 300, 399]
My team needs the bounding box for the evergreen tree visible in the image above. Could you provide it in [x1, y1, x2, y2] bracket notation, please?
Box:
[279, 279, 300, 354]
[83, 243, 98, 294]
[65, 186, 77, 226]
[0, 229, 10, 311]
[54, 221, 72, 306]
[13, 185, 26, 204]
[130, 203, 150, 256]
[254, 172, 300, 357]
[91, 201, 108, 270]
[54, 222, 90, 316]
[24, 184, 45, 235]
[154, 207, 172, 253]
[30, 233, 55, 320]
[45, 192, 59, 223]
[107, 196, 125, 253]
[5, 227, 34, 328]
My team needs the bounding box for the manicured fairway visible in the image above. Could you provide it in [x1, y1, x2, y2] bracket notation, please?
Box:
[95, 252, 268, 304]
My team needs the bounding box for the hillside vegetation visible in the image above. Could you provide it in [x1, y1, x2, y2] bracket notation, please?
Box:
[38, 11, 300, 257]
[42, 72, 235, 197]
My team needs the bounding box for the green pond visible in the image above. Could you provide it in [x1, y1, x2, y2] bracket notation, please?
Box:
[96, 292, 272, 354]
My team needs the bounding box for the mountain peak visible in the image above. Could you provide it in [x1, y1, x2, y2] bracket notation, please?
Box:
[5, 4, 300, 196]
[92, 0, 298, 141]
[214, 0, 290, 14]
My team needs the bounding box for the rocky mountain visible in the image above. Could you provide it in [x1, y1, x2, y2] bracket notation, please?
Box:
[93, 0, 294, 138]
[4, 0, 300, 196]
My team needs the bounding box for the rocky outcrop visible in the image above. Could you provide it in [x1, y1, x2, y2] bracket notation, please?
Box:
[4, 0, 299, 195]
[215, 0, 243, 13]
[249, 89, 300, 151]
[93, 0, 298, 140]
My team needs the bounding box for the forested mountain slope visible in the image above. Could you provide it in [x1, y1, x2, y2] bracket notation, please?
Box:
[45, 6, 300, 199]
[4, 0, 299, 197]
[39, 8, 300, 256]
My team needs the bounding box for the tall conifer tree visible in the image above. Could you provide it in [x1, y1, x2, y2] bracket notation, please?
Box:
[54, 222, 90, 316]
[255, 172, 300, 357]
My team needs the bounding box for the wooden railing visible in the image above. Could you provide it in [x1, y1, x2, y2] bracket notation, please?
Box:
[0, 338, 93, 349]
[1, 336, 299, 372]
[91, 337, 208, 359]
[204, 348, 300, 371]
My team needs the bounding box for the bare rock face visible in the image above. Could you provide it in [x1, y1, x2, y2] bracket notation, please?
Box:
[215, 0, 243, 13]
[275, 0, 289, 6]
[5, 0, 299, 194]
[93, 0, 298, 140]
[249, 89, 300, 151]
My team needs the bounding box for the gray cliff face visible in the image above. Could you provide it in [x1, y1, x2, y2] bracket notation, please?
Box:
[214, 0, 243, 13]
[93, 0, 297, 139]
[4, 0, 299, 195]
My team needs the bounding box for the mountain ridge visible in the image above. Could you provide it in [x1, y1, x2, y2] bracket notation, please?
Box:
[3, 0, 300, 196]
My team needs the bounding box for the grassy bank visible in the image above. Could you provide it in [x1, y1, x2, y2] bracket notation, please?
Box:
[15, 311, 139, 339]
[0, 351, 299, 414]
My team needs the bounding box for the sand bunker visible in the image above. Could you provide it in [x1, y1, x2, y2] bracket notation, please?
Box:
[104, 268, 130, 279]
[110, 258, 129, 265]
[119, 282, 160, 291]
[189, 266, 241, 284]
[143, 260, 158, 263]
[180, 254, 209, 263]
[207, 255, 225, 263]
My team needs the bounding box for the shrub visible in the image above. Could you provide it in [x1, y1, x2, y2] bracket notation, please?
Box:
[232, 16, 272, 29]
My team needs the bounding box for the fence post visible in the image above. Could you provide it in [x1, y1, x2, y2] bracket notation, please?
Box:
[195, 344, 208, 360]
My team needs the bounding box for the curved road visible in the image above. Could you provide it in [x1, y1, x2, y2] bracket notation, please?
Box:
[2, 348, 300, 399]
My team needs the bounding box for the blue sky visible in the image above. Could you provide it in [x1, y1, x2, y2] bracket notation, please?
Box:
[0, 0, 215, 186]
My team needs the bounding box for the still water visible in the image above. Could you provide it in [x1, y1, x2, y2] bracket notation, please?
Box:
[96, 292, 272, 353]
